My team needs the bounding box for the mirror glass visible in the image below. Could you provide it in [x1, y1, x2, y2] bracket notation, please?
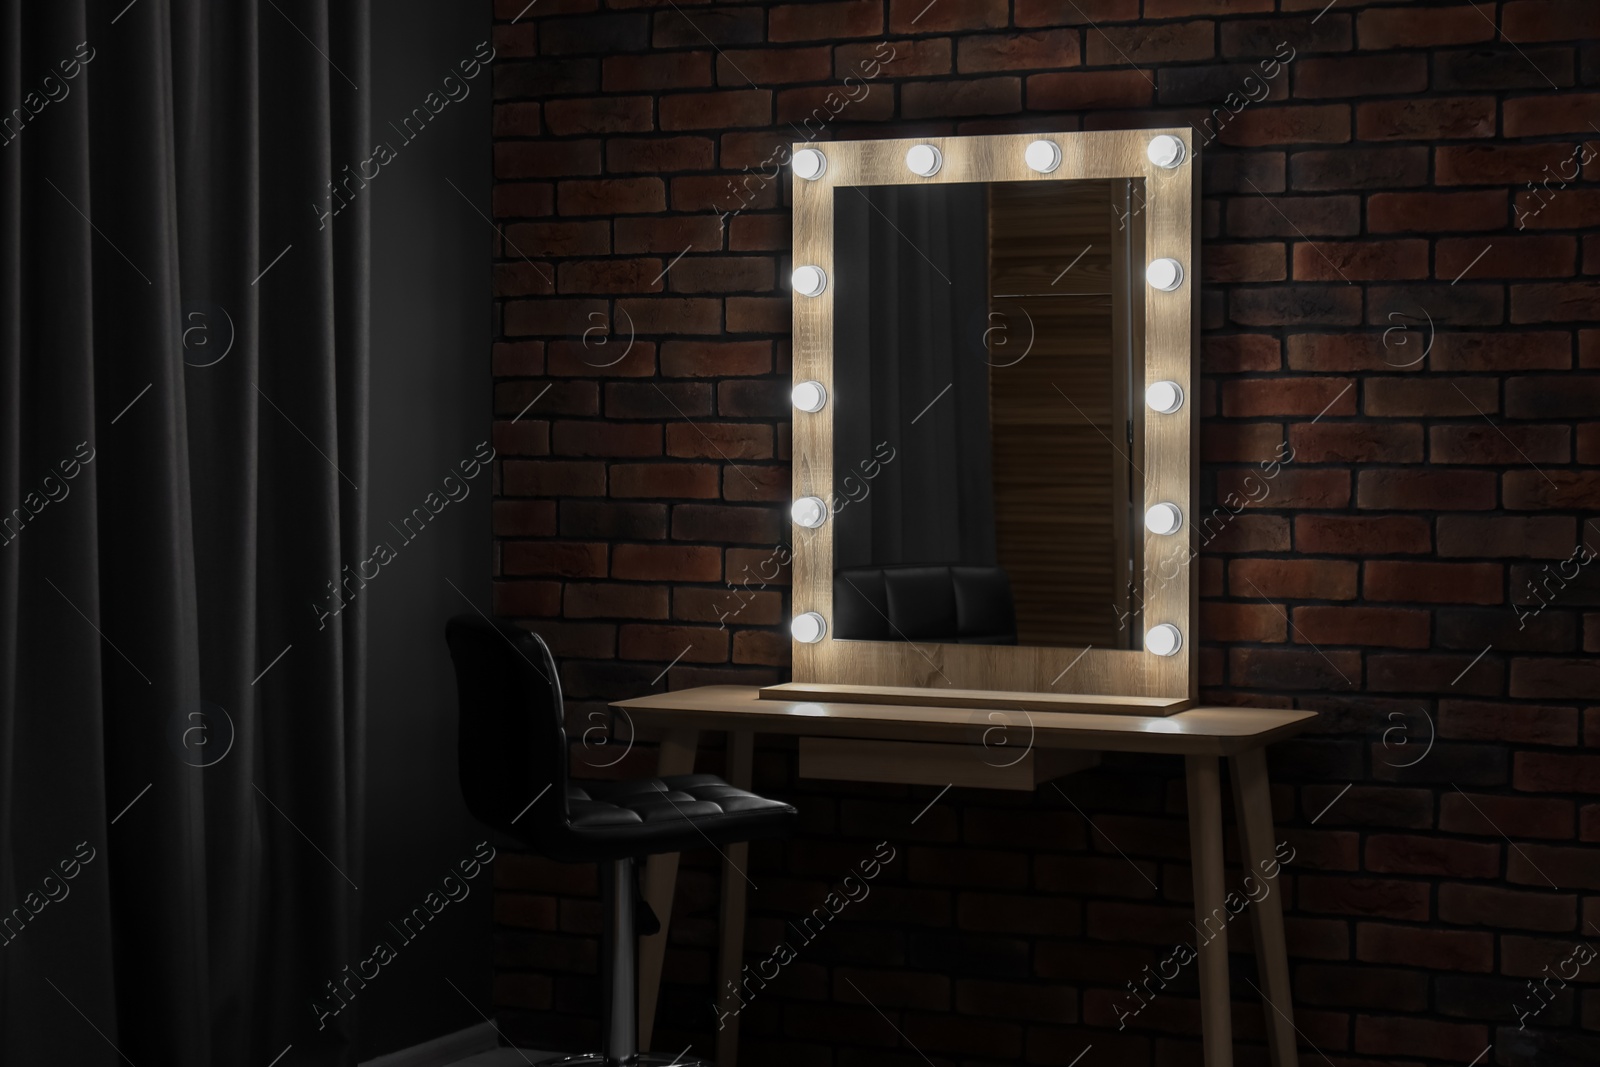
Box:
[829, 178, 1146, 650]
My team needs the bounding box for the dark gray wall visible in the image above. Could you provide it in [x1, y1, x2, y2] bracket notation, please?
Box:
[363, 1, 492, 1058]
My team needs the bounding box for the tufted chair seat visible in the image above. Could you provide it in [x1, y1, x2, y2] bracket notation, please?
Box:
[565, 774, 794, 855]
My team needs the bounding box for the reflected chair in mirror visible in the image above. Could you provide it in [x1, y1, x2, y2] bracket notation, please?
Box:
[445, 615, 798, 1066]
[833, 564, 1018, 645]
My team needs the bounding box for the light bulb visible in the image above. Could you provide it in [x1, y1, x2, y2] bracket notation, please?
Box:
[1145, 624, 1182, 657]
[791, 612, 827, 644]
[1145, 381, 1184, 414]
[1025, 139, 1061, 173]
[791, 265, 827, 297]
[1147, 258, 1184, 292]
[905, 144, 942, 177]
[1147, 135, 1186, 169]
[792, 147, 827, 181]
[791, 496, 828, 529]
[791, 380, 827, 412]
[1145, 503, 1183, 535]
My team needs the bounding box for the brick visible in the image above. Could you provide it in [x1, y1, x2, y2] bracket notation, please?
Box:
[1367, 283, 1504, 327]
[1438, 700, 1580, 746]
[1230, 647, 1361, 689]
[1159, 62, 1291, 107]
[770, 1, 883, 41]
[1230, 559, 1358, 600]
[1200, 601, 1287, 642]
[1506, 92, 1600, 136]
[494, 580, 562, 618]
[728, 214, 788, 252]
[1436, 45, 1577, 91]
[1216, 105, 1351, 148]
[615, 297, 721, 335]
[1428, 331, 1571, 371]
[608, 463, 719, 499]
[494, 500, 556, 539]
[1503, 0, 1600, 41]
[1225, 14, 1351, 56]
[1286, 333, 1410, 372]
[725, 297, 786, 334]
[1431, 424, 1570, 465]
[1438, 605, 1575, 652]
[1367, 190, 1505, 233]
[563, 582, 668, 620]
[1364, 377, 1498, 417]
[1015, 0, 1140, 26]
[1504, 470, 1600, 510]
[1295, 515, 1432, 555]
[1293, 239, 1428, 281]
[960, 30, 1080, 74]
[502, 541, 607, 578]
[1290, 422, 1423, 463]
[776, 84, 895, 124]
[1358, 6, 1495, 49]
[614, 215, 724, 255]
[1358, 97, 1497, 140]
[503, 222, 609, 258]
[503, 459, 607, 498]
[611, 544, 720, 582]
[557, 258, 662, 296]
[606, 136, 715, 174]
[1512, 282, 1600, 324]
[671, 503, 780, 544]
[551, 421, 660, 458]
[1203, 334, 1280, 372]
[1085, 21, 1214, 66]
[1292, 606, 1430, 648]
[1364, 561, 1502, 604]
[495, 381, 598, 419]
[1298, 876, 1430, 920]
[1436, 142, 1590, 186]
[618, 623, 727, 664]
[1228, 195, 1360, 237]
[1517, 188, 1600, 231]
[1506, 374, 1600, 417]
[837, 38, 952, 79]
[1027, 71, 1153, 111]
[1296, 964, 1429, 1011]
[1221, 377, 1356, 418]
[493, 102, 540, 138]
[904, 77, 1023, 118]
[651, 7, 763, 49]
[1440, 884, 1576, 932]
[492, 183, 554, 220]
[1290, 146, 1430, 190]
[494, 261, 556, 298]
[715, 46, 831, 85]
[602, 52, 711, 92]
[659, 341, 770, 378]
[660, 89, 771, 131]
[1230, 286, 1364, 326]
[1202, 422, 1285, 463]
[1296, 54, 1427, 98]
[1437, 516, 1577, 558]
[1508, 844, 1600, 890]
[1214, 468, 1351, 509]
[494, 58, 598, 99]
[1203, 513, 1290, 553]
[543, 97, 653, 137]
[1365, 834, 1501, 878]
[1357, 924, 1493, 971]
[1355, 1016, 1491, 1061]
[559, 501, 666, 540]
[539, 13, 648, 55]
[558, 178, 664, 216]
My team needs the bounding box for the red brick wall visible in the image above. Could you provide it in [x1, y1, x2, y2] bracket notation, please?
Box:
[487, 1, 1600, 1063]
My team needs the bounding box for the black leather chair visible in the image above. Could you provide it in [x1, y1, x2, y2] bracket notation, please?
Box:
[833, 563, 1019, 644]
[446, 614, 796, 1066]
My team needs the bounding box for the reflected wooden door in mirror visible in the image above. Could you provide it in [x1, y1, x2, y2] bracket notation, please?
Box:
[776, 132, 1199, 714]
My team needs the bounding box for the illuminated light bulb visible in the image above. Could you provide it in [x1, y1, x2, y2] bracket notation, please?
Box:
[1145, 380, 1184, 414]
[791, 380, 827, 413]
[791, 496, 828, 529]
[1146, 258, 1184, 292]
[1145, 623, 1182, 657]
[792, 147, 827, 181]
[1025, 140, 1062, 173]
[1147, 135, 1186, 169]
[905, 144, 942, 177]
[791, 265, 827, 297]
[1145, 503, 1183, 535]
[791, 612, 827, 644]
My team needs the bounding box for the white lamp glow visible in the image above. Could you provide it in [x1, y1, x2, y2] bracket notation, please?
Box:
[1145, 380, 1184, 414]
[1145, 623, 1182, 657]
[1147, 135, 1186, 169]
[905, 144, 942, 177]
[1025, 140, 1061, 173]
[791, 265, 827, 297]
[1145, 503, 1183, 536]
[791, 380, 827, 412]
[792, 147, 827, 181]
[1146, 258, 1184, 291]
[791, 612, 827, 644]
[791, 496, 828, 529]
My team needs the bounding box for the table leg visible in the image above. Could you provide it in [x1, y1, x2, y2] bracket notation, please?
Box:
[1230, 747, 1298, 1067]
[715, 731, 755, 1067]
[1186, 754, 1234, 1067]
[638, 728, 700, 1051]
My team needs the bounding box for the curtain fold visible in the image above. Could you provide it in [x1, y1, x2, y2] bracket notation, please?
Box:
[0, 2, 369, 1064]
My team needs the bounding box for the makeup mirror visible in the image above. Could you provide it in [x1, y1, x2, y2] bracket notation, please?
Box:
[779, 131, 1199, 711]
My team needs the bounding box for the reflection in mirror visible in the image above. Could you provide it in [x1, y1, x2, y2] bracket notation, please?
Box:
[830, 178, 1146, 650]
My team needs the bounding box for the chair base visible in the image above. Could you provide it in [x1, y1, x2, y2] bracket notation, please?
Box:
[534, 1054, 712, 1067]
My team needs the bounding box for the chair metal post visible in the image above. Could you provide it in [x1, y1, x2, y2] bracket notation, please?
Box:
[600, 857, 637, 1064]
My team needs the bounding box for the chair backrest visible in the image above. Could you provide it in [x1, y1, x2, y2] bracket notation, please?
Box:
[445, 614, 569, 843]
[834, 564, 1018, 644]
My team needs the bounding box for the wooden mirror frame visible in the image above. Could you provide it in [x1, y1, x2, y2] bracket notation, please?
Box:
[777, 129, 1200, 714]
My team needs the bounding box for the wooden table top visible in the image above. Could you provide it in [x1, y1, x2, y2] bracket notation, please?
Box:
[613, 686, 1317, 757]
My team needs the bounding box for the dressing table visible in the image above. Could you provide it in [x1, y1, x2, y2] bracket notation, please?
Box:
[613, 130, 1315, 1067]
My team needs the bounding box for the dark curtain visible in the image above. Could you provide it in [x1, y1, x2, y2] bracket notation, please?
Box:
[1, 3, 368, 1065]
[832, 183, 996, 570]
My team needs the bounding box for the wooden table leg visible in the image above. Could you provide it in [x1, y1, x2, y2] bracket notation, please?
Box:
[1186, 754, 1234, 1067]
[1231, 747, 1298, 1067]
[715, 731, 755, 1067]
[638, 728, 700, 1051]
